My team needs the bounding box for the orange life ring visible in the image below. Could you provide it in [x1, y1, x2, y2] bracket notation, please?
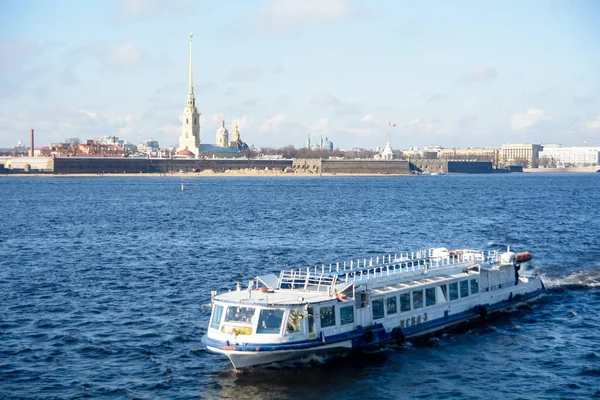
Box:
[336, 293, 348, 300]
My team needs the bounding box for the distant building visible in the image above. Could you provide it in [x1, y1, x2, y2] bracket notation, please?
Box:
[500, 143, 543, 167]
[439, 147, 499, 164]
[177, 34, 201, 156]
[380, 142, 395, 160]
[403, 147, 422, 158]
[97, 136, 124, 147]
[138, 139, 160, 154]
[215, 119, 229, 147]
[539, 146, 600, 167]
[309, 135, 334, 152]
[176, 34, 248, 158]
[77, 141, 125, 156]
[423, 145, 442, 153]
[0, 142, 29, 157]
[229, 124, 249, 152]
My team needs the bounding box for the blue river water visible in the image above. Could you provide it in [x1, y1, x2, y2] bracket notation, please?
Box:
[1, 173, 599, 399]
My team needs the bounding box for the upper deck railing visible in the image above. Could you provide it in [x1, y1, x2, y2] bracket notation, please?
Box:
[278, 268, 337, 292]
[277, 248, 501, 290]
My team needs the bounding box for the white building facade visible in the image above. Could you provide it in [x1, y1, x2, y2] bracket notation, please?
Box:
[500, 143, 543, 167]
[539, 146, 600, 167]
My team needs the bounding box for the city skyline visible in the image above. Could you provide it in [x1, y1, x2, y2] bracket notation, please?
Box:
[1, 0, 599, 150]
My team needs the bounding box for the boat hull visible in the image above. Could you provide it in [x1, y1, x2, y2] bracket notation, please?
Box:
[202, 287, 545, 369]
[205, 340, 353, 369]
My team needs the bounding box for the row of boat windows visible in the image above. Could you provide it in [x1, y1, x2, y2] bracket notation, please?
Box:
[314, 305, 354, 329]
[371, 279, 479, 319]
[210, 305, 305, 335]
[210, 279, 480, 334]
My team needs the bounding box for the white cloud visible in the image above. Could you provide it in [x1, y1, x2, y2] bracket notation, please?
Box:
[310, 90, 341, 106]
[458, 66, 498, 83]
[341, 115, 384, 139]
[0, 39, 40, 73]
[107, 43, 141, 70]
[581, 115, 600, 131]
[405, 118, 448, 135]
[115, 0, 194, 18]
[360, 114, 376, 123]
[203, 113, 224, 123]
[259, 114, 286, 133]
[310, 117, 329, 134]
[510, 109, 552, 131]
[225, 66, 262, 82]
[231, 116, 254, 132]
[261, 0, 350, 23]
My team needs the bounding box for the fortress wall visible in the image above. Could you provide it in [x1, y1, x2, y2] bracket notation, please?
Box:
[292, 159, 411, 174]
[409, 159, 493, 174]
[292, 159, 322, 173]
[53, 158, 293, 174]
[322, 160, 410, 174]
[447, 161, 493, 173]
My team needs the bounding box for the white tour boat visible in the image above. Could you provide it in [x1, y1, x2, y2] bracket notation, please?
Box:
[202, 247, 545, 369]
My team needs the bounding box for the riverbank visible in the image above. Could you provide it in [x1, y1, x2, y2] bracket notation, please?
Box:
[523, 166, 600, 173]
[1, 169, 414, 178]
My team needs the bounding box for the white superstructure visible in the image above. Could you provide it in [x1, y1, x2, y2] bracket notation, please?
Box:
[202, 247, 544, 369]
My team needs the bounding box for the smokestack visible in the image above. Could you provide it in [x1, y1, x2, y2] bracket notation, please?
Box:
[30, 129, 34, 157]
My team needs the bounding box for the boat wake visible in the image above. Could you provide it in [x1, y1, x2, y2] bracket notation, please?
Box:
[541, 270, 600, 290]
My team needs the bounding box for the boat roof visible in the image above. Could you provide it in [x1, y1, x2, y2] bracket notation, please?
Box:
[214, 270, 475, 306]
[214, 288, 339, 306]
[213, 247, 503, 306]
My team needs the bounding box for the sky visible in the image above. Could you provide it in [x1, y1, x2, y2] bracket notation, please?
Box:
[0, 0, 599, 150]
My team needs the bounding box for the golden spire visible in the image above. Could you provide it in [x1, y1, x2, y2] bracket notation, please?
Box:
[189, 33, 194, 94]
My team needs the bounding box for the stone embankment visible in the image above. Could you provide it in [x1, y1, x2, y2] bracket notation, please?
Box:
[523, 166, 600, 173]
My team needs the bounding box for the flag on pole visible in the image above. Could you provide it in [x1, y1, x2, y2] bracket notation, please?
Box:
[388, 120, 397, 127]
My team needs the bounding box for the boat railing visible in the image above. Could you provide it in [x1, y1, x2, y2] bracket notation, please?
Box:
[277, 248, 501, 290]
[278, 268, 338, 293]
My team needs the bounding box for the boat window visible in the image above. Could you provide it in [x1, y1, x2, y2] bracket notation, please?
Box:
[437, 285, 448, 303]
[210, 304, 224, 330]
[400, 293, 411, 312]
[320, 305, 336, 328]
[449, 282, 459, 301]
[340, 305, 354, 325]
[372, 299, 384, 320]
[413, 290, 423, 309]
[460, 280, 469, 298]
[224, 306, 255, 323]
[307, 307, 315, 334]
[386, 296, 398, 315]
[470, 279, 479, 294]
[287, 309, 303, 333]
[256, 309, 285, 334]
[426, 287, 436, 306]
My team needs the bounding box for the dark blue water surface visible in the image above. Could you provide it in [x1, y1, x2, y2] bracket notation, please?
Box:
[1, 174, 599, 399]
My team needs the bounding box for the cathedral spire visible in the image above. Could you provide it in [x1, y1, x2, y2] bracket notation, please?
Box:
[189, 33, 194, 94]
[178, 33, 200, 156]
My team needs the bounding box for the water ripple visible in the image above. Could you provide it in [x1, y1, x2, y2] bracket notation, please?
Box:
[1, 174, 599, 399]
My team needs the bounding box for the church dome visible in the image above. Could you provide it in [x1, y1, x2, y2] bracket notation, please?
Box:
[176, 148, 195, 157]
[216, 120, 229, 135]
